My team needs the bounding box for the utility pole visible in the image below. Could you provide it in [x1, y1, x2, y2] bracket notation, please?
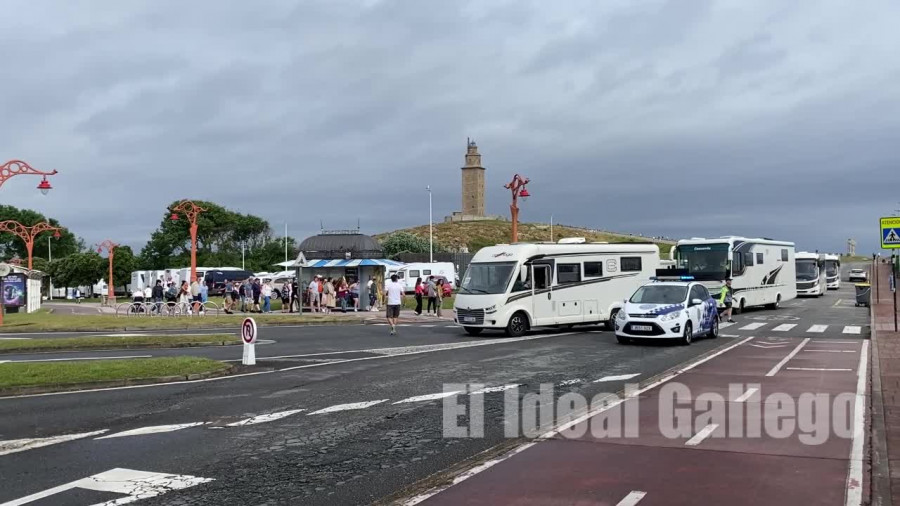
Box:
[284, 222, 288, 265]
[550, 215, 554, 243]
[427, 186, 433, 263]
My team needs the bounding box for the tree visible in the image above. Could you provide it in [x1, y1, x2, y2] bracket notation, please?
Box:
[110, 246, 137, 292]
[381, 232, 435, 259]
[0, 204, 81, 261]
[49, 253, 104, 294]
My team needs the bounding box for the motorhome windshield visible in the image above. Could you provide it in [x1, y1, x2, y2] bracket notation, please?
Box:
[630, 285, 688, 305]
[674, 244, 730, 281]
[796, 260, 819, 280]
[459, 262, 516, 295]
[825, 260, 839, 277]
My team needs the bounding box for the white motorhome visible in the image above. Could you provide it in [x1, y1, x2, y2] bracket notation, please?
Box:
[795, 251, 827, 297]
[672, 237, 797, 312]
[453, 242, 661, 336]
[824, 254, 841, 290]
[390, 262, 456, 292]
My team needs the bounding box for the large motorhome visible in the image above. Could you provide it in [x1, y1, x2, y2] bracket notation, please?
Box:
[795, 252, 827, 297]
[672, 237, 797, 312]
[453, 242, 661, 336]
[824, 254, 841, 290]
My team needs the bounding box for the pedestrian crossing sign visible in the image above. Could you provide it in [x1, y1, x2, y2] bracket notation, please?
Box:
[881, 217, 900, 249]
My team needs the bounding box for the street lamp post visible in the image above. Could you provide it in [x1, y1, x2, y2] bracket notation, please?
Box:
[97, 240, 117, 305]
[0, 221, 62, 270]
[504, 174, 531, 244]
[170, 200, 207, 283]
[0, 160, 57, 193]
[426, 186, 433, 263]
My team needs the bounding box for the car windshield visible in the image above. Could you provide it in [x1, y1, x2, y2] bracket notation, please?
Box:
[674, 244, 730, 281]
[630, 285, 688, 305]
[459, 262, 516, 295]
[796, 260, 819, 280]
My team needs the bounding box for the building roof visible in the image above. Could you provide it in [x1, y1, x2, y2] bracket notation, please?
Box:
[298, 232, 383, 260]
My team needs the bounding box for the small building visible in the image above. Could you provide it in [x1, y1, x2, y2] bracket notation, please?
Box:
[1, 264, 43, 314]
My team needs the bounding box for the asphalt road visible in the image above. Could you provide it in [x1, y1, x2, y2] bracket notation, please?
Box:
[0, 267, 870, 505]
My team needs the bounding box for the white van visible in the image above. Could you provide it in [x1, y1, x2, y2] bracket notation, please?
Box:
[390, 262, 457, 292]
[453, 242, 661, 336]
[796, 251, 826, 296]
[824, 254, 841, 290]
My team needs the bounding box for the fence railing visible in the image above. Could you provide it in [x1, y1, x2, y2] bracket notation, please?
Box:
[115, 301, 222, 318]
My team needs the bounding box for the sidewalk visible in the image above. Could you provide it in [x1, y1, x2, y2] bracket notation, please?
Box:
[871, 261, 899, 504]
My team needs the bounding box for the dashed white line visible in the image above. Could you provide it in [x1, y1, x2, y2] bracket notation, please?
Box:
[470, 384, 520, 395]
[842, 326, 862, 335]
[1, 355, 153, 363]
[308, 400, 388, 415]
[685, 423, 718, 446]
[766, 338, 809, 377]
[719, 322, 736, 328]
[558, 379, 582, 386]
[96, 422, 207, 440]
[803, 350, 857, 353]
[593, 373, 640, 383]
[786, 367, 852, 372]
[226, 409, 306, 427]
[734, 388, 758, 403]
[0, 430, 108, 456]
[393, 392, 461, 404]
[616, 490, 648, 506]
[739, 322, 766, 331]
[772, 324, 797, 332]
[807, 325, 829, 333]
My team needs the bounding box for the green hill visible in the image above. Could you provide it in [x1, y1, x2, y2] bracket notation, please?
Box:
[375, 220, 673, 256]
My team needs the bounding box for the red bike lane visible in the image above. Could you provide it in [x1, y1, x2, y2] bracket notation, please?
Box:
[411, 336, 869, 506]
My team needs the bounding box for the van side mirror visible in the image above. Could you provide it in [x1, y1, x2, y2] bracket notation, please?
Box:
[520, 266, 528, 283]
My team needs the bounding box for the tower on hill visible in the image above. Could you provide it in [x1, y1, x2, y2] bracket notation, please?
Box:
[461, 138, 485, 216]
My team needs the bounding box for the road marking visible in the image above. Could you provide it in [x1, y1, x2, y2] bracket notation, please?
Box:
[721, 334, 740, 338]
[593, 373, 640, 383]
[308, 399, 388, 415]
[749, 343, 788, 349]
[766, 338, 809, 377]
[719, 322, 736, 328]
[804, 350, 857, 353]
[99, 333, 151, 337]
[807, 325, 828, 333]
[420, 325, 436, 328]
[470, 384, 520, 395]
[402, 336, 755, 505]
[734, 388, 758, 403]
[1, 355, 153, 363]
[226, 409, 306, 427]
[772, 324, 797, 332]
[843, 326, 862, 334]
[739, 322, 766, 330]
[96, 422, 207, 439]
[846, 340, 869, 506]
[834, 299, 843, 307]
[685, 423, 718, 446]
[812, 340, 863, 345]
[0, 337, 31, 340]
[786, 367, 852, 372]
[0, 467, 213, 506]
[0, 430, 108, 456]
[616, 491, 647, 506]
[558, 379, 582, 386]
[393, 392, 461, 404]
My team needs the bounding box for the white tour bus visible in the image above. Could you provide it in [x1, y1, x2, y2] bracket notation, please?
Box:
[389, 262, 457, 292]
[795, 251, 827, 297]
[672, 237, 797, 312]
[453, 242, 661, 336]
[824, 254, 841, 290]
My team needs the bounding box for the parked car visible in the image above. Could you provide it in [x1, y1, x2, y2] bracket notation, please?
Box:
[848, 268, 868, 282]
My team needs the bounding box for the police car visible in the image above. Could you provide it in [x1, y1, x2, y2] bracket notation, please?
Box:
[614, 274, 720, 345]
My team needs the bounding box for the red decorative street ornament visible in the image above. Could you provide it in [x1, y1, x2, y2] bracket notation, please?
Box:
[37, 177, 53, 195]
[170, 213, 180, 221]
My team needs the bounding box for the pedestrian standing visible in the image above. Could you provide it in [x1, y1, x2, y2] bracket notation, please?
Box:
[224, 279, 234, 314]
[413, 277, 424, 316]
[337, 277, 349, 312]
[262, 281, 272, 313]
[190, 278, 201, 314]
[367, 276, 377, 311]
[719, 278, 735, 323]
[282, 281, 292, 313]
[426, 276, 437, 315]
[252, 278, 262, 313]
[350, 278, 360, 312]
[151, 280, 164, 314]
[241, 279, 251, 313]
[435, 278, 444, 318]
[308, 276, 320, 312]
[199, 280, 208, 315]
[179, 281, 191, 310]
[384, 274, 405, 335]
[324, 277, 335, 314]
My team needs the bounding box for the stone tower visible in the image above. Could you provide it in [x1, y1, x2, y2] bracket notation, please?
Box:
[461, 138, 485, 216]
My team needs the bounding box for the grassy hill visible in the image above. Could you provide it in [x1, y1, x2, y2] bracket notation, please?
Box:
[375, 220, 673, 256]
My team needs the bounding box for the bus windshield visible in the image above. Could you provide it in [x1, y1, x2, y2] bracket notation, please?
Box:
[825, 260, 839, 277]
[674, 244, 730, 281]
[459, 262, 517, 295]
[796, 260, 819, 280]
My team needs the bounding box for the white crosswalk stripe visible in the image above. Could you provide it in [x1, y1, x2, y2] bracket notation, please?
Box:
[739, 322, 766, 331]
[719, 322, 736, 328]
[807, 325, 828, 333]
[842, 326, 862, 334]
[772, 324, 797, 332]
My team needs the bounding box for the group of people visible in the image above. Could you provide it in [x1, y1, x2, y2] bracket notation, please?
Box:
[223, 277, 296, 314]
[413, 276, 448, 317]
[306, 275, 361, 314]
[131, 278, 210, 315]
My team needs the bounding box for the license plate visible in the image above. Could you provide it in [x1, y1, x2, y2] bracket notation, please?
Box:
[631, 325, 652, 331]
[462, 317, 476, 323]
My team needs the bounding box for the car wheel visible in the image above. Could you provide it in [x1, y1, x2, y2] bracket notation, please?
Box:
[607, 309, 620, 331]
[505, 312, 529, 337]
[681, 322, 693, 345]
[616, 335, 631, 344]
[464, 327, 483, 336]
[709, 316, 719, 339]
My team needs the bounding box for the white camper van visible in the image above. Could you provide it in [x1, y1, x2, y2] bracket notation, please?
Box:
[824, 254, 841, 290]
[795, 251, 827, 297]
[453, 242, 661, 336]
[673, 237, 797, 312]
[390, 262, 457, 292]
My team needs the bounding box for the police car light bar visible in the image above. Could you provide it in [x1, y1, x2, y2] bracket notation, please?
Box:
[651, 275, 695, 281]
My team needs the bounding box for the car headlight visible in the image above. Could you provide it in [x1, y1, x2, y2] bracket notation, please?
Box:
[660, 311, 681, 321]
[616, 310, 626, 320]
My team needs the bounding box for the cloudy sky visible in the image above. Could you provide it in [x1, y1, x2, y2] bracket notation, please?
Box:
[2, 0, 898, 256]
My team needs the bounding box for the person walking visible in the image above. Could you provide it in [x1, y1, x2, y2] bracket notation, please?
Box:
[199, 279, 209, 315]
[223, 279, 234, 314]
[151, 280, 164, 315]
[426, 276, 437, 315]
[367, 276, 378, 311]
[384, 274, 405, 335]
[413, 277, 424, 316]
[435, 278, 444, 318]
[262, 280, 272, 313]
[252, 278, 262, 313]
[241, 279, 252, 313]
[190, 278, 201, 314]
[719, 278, 735, 323]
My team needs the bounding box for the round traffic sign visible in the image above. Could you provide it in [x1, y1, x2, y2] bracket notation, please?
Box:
[241, 317, 258, 344]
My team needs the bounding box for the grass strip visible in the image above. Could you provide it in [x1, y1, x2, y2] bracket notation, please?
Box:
[0, 334, 238, 354]
[0, 357, 230, 389]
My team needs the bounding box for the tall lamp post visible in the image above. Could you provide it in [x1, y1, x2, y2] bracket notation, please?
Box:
[504, 174, 531, 244]
[170, 200, 207, 283]
[97, 240, 117, 305]
[0, 160, 57, 193]
[0, 221, 62, 270]
[426, 185, 433, 262]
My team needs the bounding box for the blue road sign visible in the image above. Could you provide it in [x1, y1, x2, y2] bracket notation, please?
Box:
[881, 217, 900, 249]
